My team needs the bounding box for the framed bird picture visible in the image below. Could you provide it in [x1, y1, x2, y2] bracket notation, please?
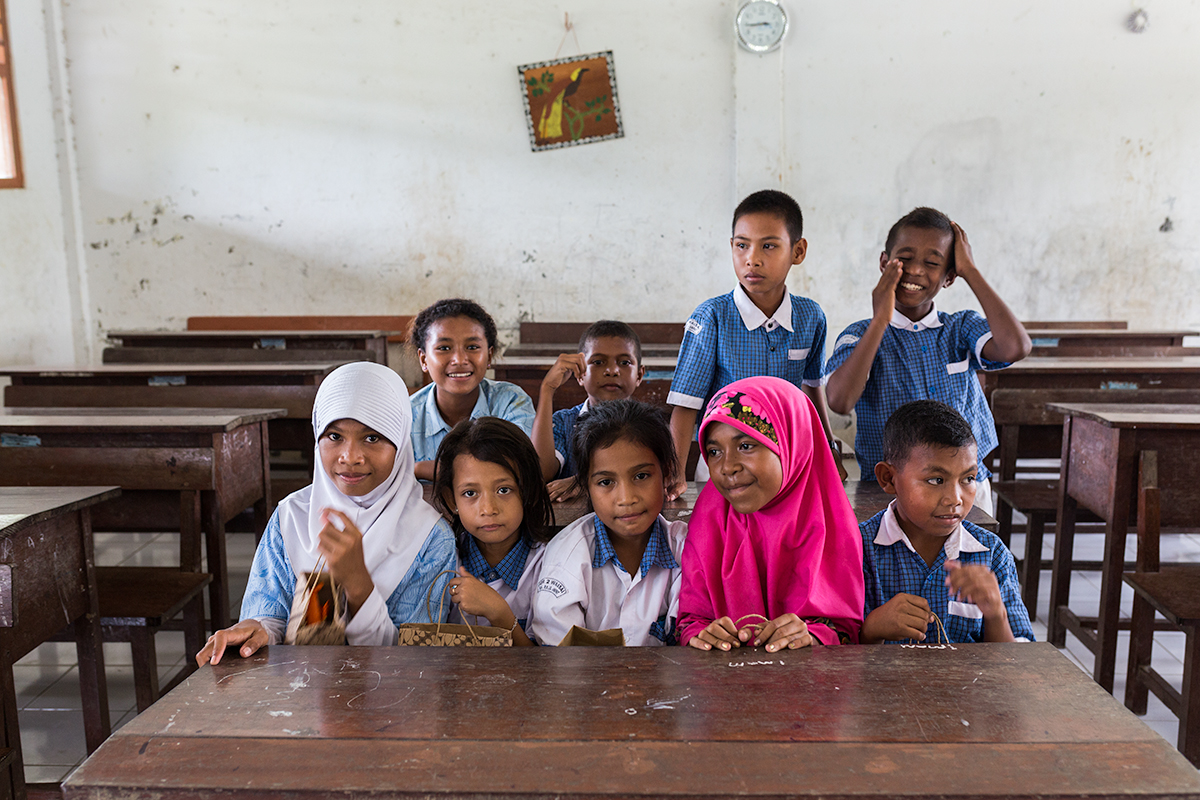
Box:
[518, 51, 623, 152]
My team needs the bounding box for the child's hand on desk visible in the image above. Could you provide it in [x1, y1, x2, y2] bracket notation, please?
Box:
[862, 593, 933, 643]
[949, 222, 979, 284]
[746, 614, 814, 652]
[944, 561, 1005, 620]
[196, 619, 269, 667]
[874, 257, 904, 322]
[448, 566, 509, 624]
[688, 617, 742, 651]
[547, 476, 582, 502]
[318, 509, 374, 612]
[541, 353, 586, 393]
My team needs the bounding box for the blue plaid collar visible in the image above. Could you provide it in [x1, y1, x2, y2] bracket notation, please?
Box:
[592, 516, 677, 577]
[462, 533, 531, 591]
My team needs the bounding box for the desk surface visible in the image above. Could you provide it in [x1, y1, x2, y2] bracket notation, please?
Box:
[0, 486, 121, 535]
[493, 355, 678, 369]
[1025, 328, 1198, 338]
[0, 362, 347, 378]
[64, 643, 1200, 800]
[0, 407, 287, 433]
[108, 329, 394, 340]
[1001, 356, 1200, 373]
[1046, 402, 1200, 429]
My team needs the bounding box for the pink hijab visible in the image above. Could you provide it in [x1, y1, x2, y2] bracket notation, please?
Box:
[677, 376, 864, 646]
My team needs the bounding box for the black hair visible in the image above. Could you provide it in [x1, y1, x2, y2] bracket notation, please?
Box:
[409, 298, 499, 353]
[432, 417, 554, 556]
[570, 399, 678, 505]
[577, 319, 642, 364]
[732, 189, 803, 245]
[883, 207, 957, 276]
[882, 400, 977, 466]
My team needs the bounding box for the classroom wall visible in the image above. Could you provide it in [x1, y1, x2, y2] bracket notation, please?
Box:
[6, 0, 1199, 362]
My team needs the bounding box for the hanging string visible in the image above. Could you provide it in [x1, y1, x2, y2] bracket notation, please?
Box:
[554, 12, 581, 58]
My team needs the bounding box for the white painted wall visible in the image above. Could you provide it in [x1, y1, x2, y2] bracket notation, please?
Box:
[5, 0, 1199, 362]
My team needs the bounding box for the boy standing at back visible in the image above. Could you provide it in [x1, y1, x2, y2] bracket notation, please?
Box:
[667, 189, 845, 496]
[532, 320, 645, 501]
[825, 208, 1030, 512]
[860, 400, 1033, 644]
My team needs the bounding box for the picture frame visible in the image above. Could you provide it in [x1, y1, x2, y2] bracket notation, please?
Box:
[518, 50, 623, 152]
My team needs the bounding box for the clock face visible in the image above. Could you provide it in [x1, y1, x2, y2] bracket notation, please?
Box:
[736, 0, 788, 53]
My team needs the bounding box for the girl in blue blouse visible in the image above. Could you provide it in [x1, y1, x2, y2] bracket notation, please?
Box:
[196, 362, 456, 666]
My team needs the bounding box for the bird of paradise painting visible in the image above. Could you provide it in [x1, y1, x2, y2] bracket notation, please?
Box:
[519, 51, 623, 152]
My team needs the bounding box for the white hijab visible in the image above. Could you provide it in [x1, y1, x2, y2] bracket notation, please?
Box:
[277, 362, 444, 596]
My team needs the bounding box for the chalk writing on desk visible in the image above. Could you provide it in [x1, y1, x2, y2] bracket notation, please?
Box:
[149, 375, 186, 386]
[899, 643, 958, 650]
[0, 433, 40, 447]
[625, 694, 692, 714]
[727, 659, 784, 667]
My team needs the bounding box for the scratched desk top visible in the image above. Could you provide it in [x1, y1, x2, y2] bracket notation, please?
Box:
[64, 644, 1200, 799]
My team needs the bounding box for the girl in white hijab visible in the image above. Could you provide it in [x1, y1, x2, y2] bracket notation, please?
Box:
[197, 362, 456, 665]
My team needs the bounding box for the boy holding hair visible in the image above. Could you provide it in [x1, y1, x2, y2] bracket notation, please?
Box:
[860, 400, 1034, 644]
[667, 189, 845, 497]
[532, 320, 645, 501]
[825, 208, 1031, 512]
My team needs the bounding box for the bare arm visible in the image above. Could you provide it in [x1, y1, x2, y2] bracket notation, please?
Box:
[533, 353, 586, 481]
[668, 405, 699, 501]
[825, 259, 903, 415]
[951, 222, 1031, 364]
[414, 460, 436, 482]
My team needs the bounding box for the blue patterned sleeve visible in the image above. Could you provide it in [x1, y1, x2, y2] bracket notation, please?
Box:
[668, 304, 719, 409]
[824, 320, 867, 377]
[551, 407, 573, 478]
[385, 518, 459, 625]
[239, 510, 296, 628]
[958, 310, 1011, 372]
[491, 381, 536, 437]
[991, 540, 1035, 641]
[803, 302, 828, 385]
[859, 518, 883, 616]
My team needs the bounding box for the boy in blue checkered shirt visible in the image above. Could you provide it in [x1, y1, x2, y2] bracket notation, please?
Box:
[667, 190, 844, 497]
[860, 400, 1033, 644]
[825, 208, 1031, 511]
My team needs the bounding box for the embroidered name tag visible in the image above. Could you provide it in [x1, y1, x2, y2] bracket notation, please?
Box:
[537, 577, 568, 598]
[684, 318, 703, 336]
[787, 348, 809, 360]
[948, 600, 982, 619]
[945, 359, 970, 375]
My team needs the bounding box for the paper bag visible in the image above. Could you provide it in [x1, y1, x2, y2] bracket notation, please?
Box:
[285, 568, 348, 645]
[558, 625, 626, 646]
[396, 570, 513, 647]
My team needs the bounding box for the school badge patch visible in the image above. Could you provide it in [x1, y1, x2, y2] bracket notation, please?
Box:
[537, 577, 568, 598]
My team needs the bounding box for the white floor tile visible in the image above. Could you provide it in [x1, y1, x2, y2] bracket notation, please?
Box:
[25, 665, 139, 715]
[15, 642, 79, 668]
[22, 764, 73, 783]
[13, 664, 72, 709]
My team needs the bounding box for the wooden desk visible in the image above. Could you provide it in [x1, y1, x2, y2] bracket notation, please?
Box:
[105, 329, 393, 366]
[0, 408, 285, 633]
[1046, 403, 1200, 693]
[979, 357, 1200, 400]
[492, 355, 677, 411]
[1, 486, 119, 800]
[1026, 329, 1198, 358]
[64, 643, 1200, 800]
[844, 480, 998, 532]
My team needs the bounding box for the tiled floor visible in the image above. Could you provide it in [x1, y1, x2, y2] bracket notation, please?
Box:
[13, 500, 1198, 784]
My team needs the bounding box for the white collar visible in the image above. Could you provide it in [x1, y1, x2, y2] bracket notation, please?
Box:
[890, 304, 942, 331]
[874, 500, 988, 560]
[733, 284, 794, 332]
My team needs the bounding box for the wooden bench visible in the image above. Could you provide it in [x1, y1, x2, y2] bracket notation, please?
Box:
[503, 321, 684, 359]
[105, 329, 393, 366]
[1021, 320, 1129, 329]
[1025, 329, 1197, 358]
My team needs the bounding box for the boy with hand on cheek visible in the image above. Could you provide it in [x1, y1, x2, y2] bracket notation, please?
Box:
[824, 208, 1030, 513]
[532, 320, 645, 501]
[860, 400, 1033, 644]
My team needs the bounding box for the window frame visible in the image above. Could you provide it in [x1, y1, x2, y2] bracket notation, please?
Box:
[0, 0, 24, 189]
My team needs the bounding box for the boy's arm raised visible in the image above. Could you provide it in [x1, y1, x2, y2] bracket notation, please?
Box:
[952, 222, 1031, 364]
[825, 259, 903, 415]
[533, 353, 585, 481]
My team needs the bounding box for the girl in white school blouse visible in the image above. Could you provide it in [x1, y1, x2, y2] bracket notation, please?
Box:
[196, 362, 456, 666]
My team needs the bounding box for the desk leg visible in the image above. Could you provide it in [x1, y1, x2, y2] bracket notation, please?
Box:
[74, 509, 111, 753]
[180, 490, 202, 574]
[204, 494, 230, 634]
[1093, 434, 1136, 694]
[253, 421, 273, 546]
[1048, 418, 1078, 648]
[1, 658, 24, 800]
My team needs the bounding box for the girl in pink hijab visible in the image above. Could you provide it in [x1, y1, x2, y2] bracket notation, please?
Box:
[679, 376, 864, 650]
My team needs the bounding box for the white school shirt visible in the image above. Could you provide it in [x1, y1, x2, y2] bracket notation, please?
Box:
[529, 513, 687, 647]
[449, 542, 547, 631]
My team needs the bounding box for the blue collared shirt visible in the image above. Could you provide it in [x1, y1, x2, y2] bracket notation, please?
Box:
[591, 516, 679, 578]
[860, 505, 1034, 644]
[824, 306, 1009, 481]
[552, 401, 588, 479]
[667, 285, 828, 412]
[408, 378, 536, 463]
[461, 534, 532, 591]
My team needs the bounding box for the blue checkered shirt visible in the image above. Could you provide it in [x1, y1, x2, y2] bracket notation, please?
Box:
[552, 401, 588, 479]
[824, 306, 1009, 481]
[860, 507, 1034, 643]
[461, 533, 532, 591]
[592, 517, 679, 644]
[667, 287, 827, 412]
[409, 378, 535, 464]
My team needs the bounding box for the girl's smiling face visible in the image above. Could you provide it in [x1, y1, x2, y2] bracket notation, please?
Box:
[447, 454, 524, 548]
[418, 315, 493, 398]
[318, 418, 397, 496]
[587, 437, 665, 539]
[704, 421, 783, 514]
